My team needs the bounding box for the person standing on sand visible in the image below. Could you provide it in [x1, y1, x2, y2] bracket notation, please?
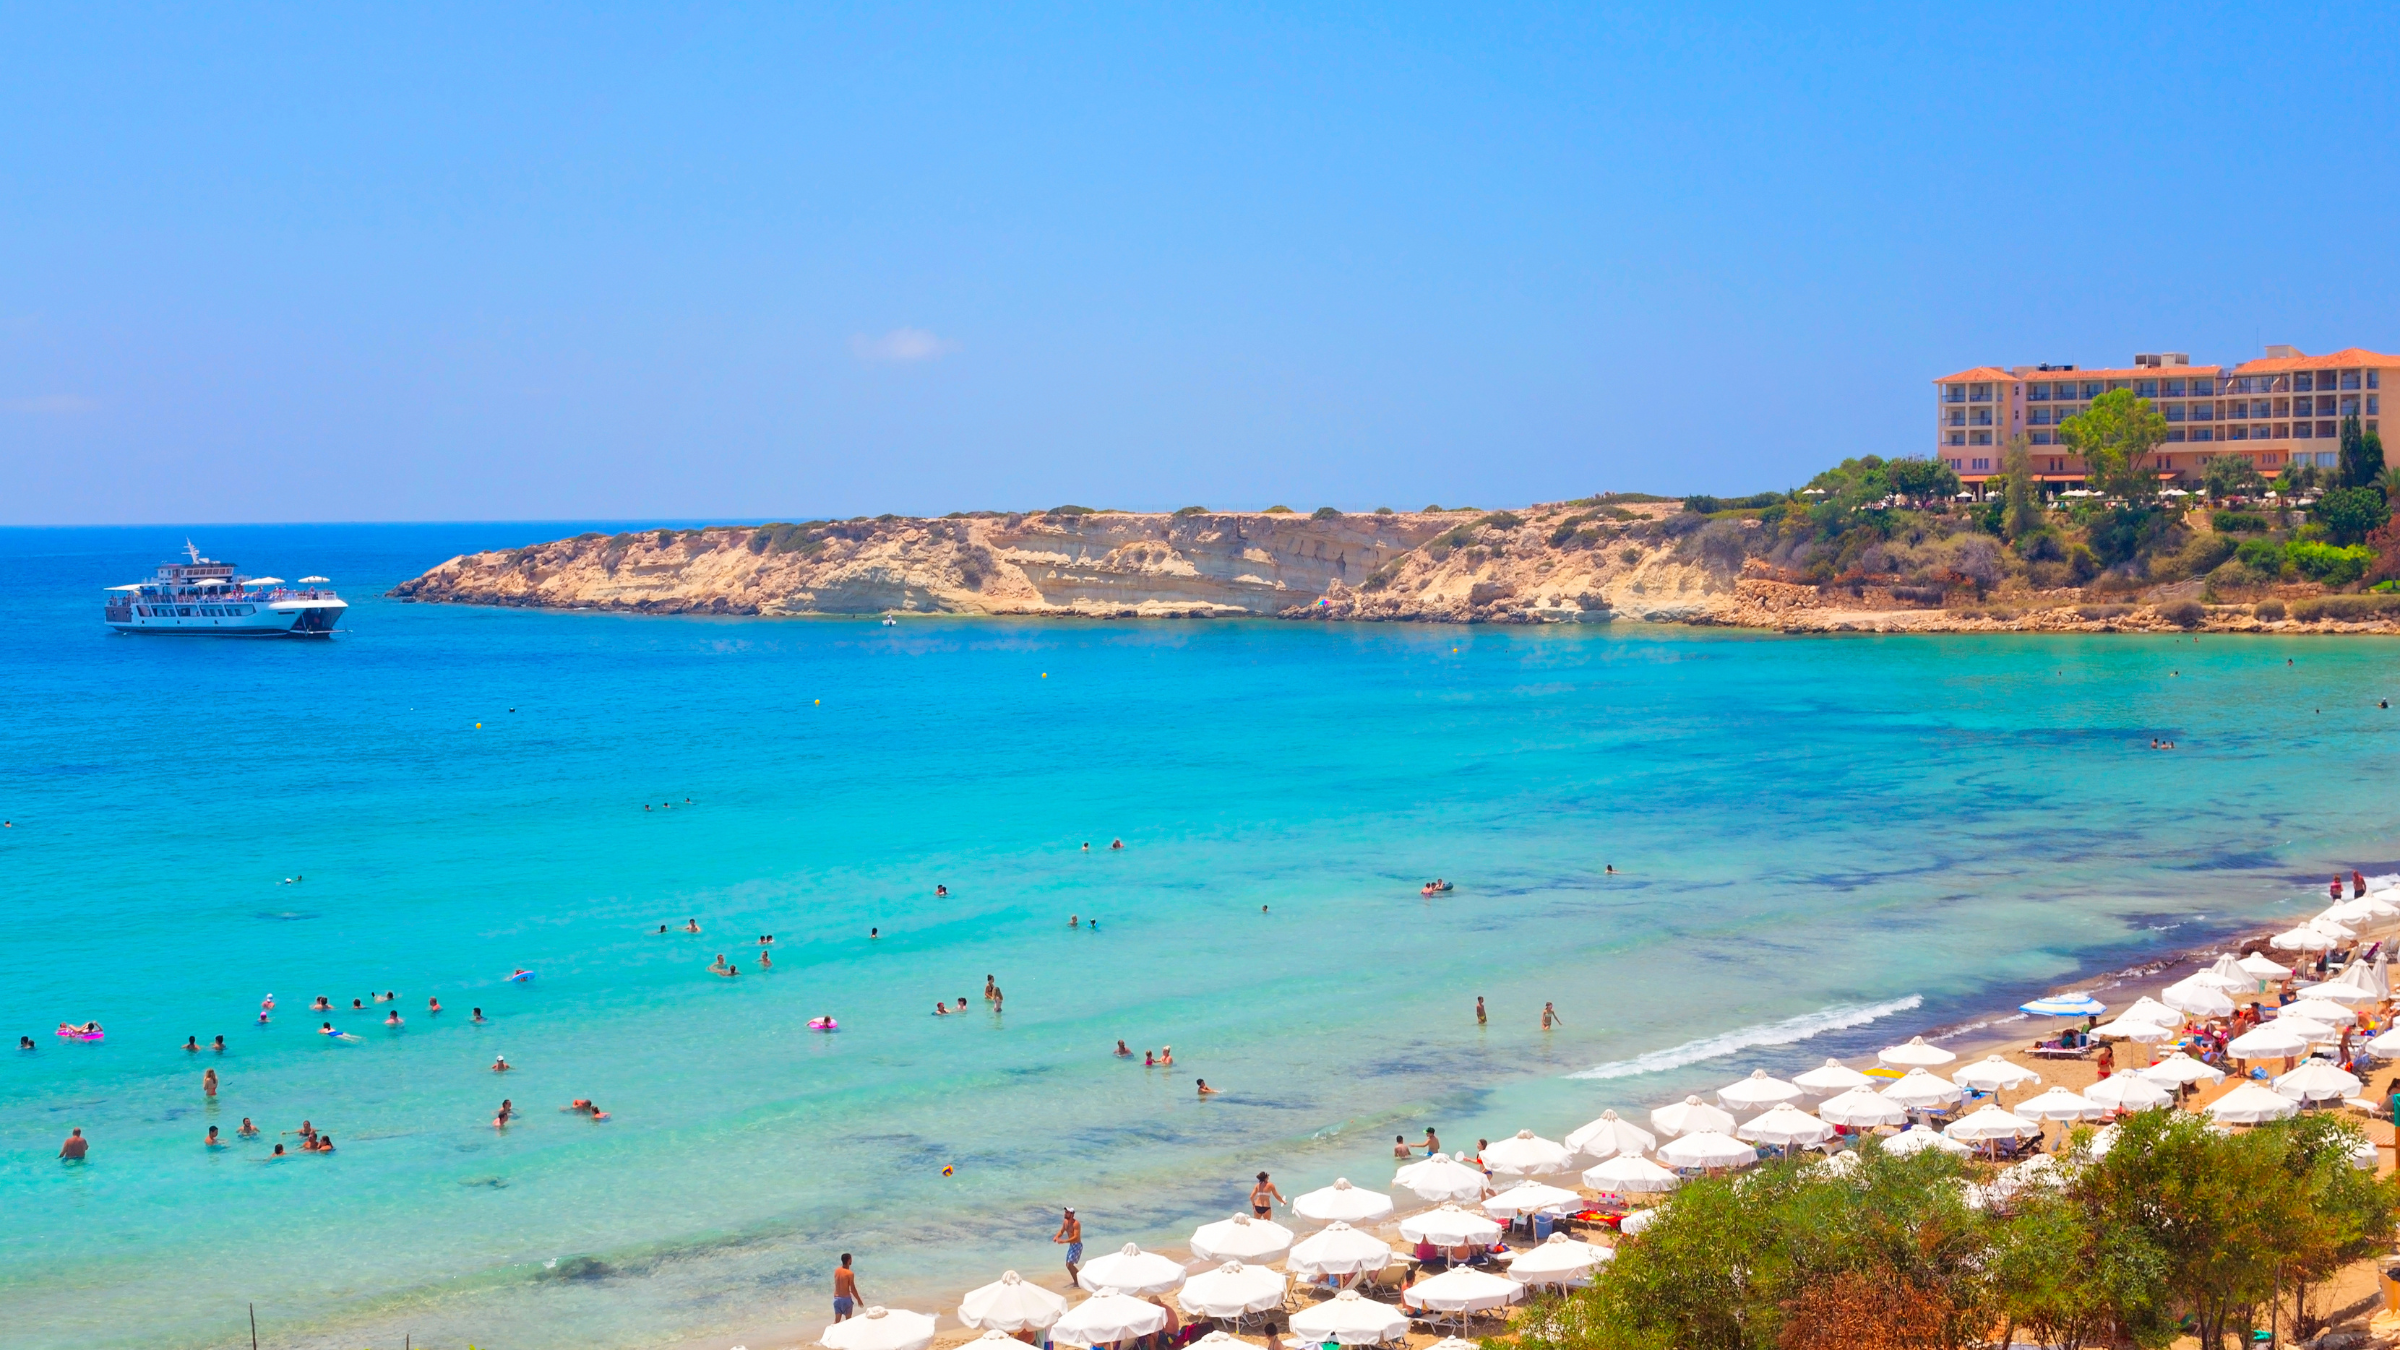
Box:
[2095, 1043, 2115, 1078]
[1054, 1208, 1083, 1285]
[833, 1252, 860, 1322]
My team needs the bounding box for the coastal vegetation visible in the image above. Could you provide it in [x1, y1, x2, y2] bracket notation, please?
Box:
[1514, 1111, 2396, 1350]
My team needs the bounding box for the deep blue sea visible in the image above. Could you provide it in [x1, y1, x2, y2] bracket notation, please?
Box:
[3, 523, 2393, 1349]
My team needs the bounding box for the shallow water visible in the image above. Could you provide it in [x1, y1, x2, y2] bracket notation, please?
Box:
[2, 524, 2391, 1349]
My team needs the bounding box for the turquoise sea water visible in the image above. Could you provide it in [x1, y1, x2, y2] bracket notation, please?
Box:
[4, 524, 2397, 1350]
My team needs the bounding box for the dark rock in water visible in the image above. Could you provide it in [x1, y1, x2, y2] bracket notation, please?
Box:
[539, 1255, 610, 1282]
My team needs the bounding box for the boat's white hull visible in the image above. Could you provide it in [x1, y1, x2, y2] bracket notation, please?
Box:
[106, 598, 346, 637]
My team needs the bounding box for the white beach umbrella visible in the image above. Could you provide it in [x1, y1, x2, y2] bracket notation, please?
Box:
[1952, 1055, 2042, 1091]
[1075, 1244, 1186, 1295]
[2159, 976, 2236, 1018]
[2277, 998, 2360, 1026]
[822, 1308, 939, 1350]
[2272, 926, 2340, 952]
[1398, 1203, 1504, 1247]
[1617, 1206, 1661, 1236]
[2193, 955, 2254, 992]
[1190, 1215, 1295, 1264]
[2309, 915, 2359, 940]
[1989, 1153, 2068, 1201]
[1582, 1153, 1680, 1194]
[1291, 1178, 1394, 1224]
[1878, 1036, 1957, 1068]
[1051, 1293, 1168, 1348]
[958, 1272, 1069, 1332]
[1657, 1129, 1758, 1170]
[960, 1328, 1030, 1350]
[1284, 1222, 1391, 1278]
[1287, 1290, 1407, 1346]
[2299, 970, 2382, 1005]
[2136, 1053, 2227, 1088]
[2226, 1024, 2312, 1059]
[2116, 996, 2185, 1026]
[1735, 1103, 1835, 1148]
[1176, 1262, 1286, 1319]
[2363, 1028, 2400, 1060]
[2012, 1087, 2104, 1121]
[1880, 1125, 1971, 1157]
[2207, 1081, 2301, 1124]
[1944, 1105, 2041, 1142]
[1716, 1069, 1805, 1112]
[1791, 1058, 1876, 1096]
[2274, 1060, 2364, 1102]
[1880, 1067, 1964, 1110]
[1480, 1180, 1583, 1219]
[1393, 1152, 1489, 1202]
[2082, 1073, 2173, 1110]
[1649, 1095, 1736, 1138]
[2090, 1017, 2178, 1042]
[1480, 1129, 1575, 1178]
[2276, 1016, 2340, 1042]
[2085, 1123, 2120, 1157]
[2020, 992, 2107, 1017]
[1817, 1086, 1909, 1128]
[1404, 1267, 1523, 1314]
[2237, 952, 2294, 980]
[1565, 1109, 1657, 1161]
[1506, 1233, 1612, 1287]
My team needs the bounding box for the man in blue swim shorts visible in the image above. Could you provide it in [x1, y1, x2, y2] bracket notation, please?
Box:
[1054, 1207, 1083, 1285]
[833, 1252, 858, 1321]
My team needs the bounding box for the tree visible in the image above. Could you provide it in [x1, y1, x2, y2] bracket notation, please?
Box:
[2059, 389, 2170, 502]
[2000, 434, 2040, 540]
[2311, 486, 2387, 546]
[2340, 414, 2386, 489]
[1884, 457, 1961, 508]
[2200, 453, 2264, 502]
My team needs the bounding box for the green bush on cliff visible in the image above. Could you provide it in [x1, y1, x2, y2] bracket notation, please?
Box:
[2287, 541, 2375, 586]
[2212, 510, 2269, 533]
[2293, 593, 2400, 621]
[1173, 506, 1208, 516]
[1312, 506, 1343, 519]
[1475, 511, 1523, 531]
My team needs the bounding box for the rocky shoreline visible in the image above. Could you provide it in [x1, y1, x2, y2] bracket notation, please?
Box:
[391, 501, 2400, 636]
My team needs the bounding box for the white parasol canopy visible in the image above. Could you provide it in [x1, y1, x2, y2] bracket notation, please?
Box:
[1190, 1214, 1294, 1264]
[1393, 1153, 1489, 1202]
[2272, 926, 2341, 952]
[2275, 1060, 2364, 1102]
[2191, 955, 2254, 992]
[2227, 1024, 2312, 1059]
[296, 575, 330, 583]
[1952, 1055, 2042, 1091]
[2363, 1029, 2400, 1060]
[1291, 1178, 1394, 1224]
[822, 1307, 939, 1350]
[1880, 1067, 1964, 1110]
[1404, 1267, 1524, 1314]
[1505, 1233, 1613, 1286]
[1480, 1129, 1575, 1178]
[1657, 1130, 1758, 1170]
[1881, 1125, 1971, 1157]
[1051, 1293, 1168, 1348]
[1480, 1180, 1583, 1218]
[1399, 1203, 1504, 1247]
[1735, 1103, 1835, 1148]
[2207, 1081, 2301, 1124]
[2012, 1087, 2104, 1121]
[1944, 1105, 2042, 1142]
[2237, 951, 2293, 980]
[1878, 1036, 1956, 1068]
[1649, 1094, 1736, 1138]
[2082, 1073, 2173, 1110]
[1565, 1109, 1657, 1161]
[2090, 1017, 2178, 1042]
[1075, 1243, 1185, 1295]
[2275, 1015, 2339, 1042]
[1176, 1262, 1286, 1319]
[1582, 1153, 1680, 1193]
[2277, 998, 2360, 1026]
[2020, 992, 2107, 1017]
[957, 1272, 1068, 1332]
[1816, 1086, 1909, 1128]
[1284, 1222, 1391, 1278]
[2136, 1053, 2226, 1088]
[1791, 1058, 1876, 1095]
[1287, 1290, 1407, 1345]
[2299, 969, 2383, 1004]
[2115, 996, 2186, 1026]
[1716, 1069, 1805, 1111]
[2159, 976, 2236, 1018]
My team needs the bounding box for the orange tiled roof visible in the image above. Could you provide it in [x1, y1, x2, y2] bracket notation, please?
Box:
[2228, 347, 2400, 374]
[1935, 364, 2226, 384]
[1932, 367, 2016, 384]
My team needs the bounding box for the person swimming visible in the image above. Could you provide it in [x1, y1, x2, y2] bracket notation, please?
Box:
[184, 1036, 200, 1052]
[373, 991, 391, 1003]
[205, 1125, 223, 1147]
[758, 950, 772, 969]
[1196, 1078, 1219, 1096]
[428, 997, 442, 1014]
[935, 884, 948, 897]
[385, 1010, 403, 1026]
[212, 1034, 225, 1051]
[320, 1022, 359, 1041]
[657, 924, 669, 933]
[351, 998, 364, 1011]
[472, 1007, 487, 1023]
[237, 1117, 259, 1137]
[1110, 838, 1123, 850]
[684, 919, 702, 933]
[934, 1002, 950, 1016]
[1159, 1045, 1173, 1065]
[493, 1098, 515, 1128]
[709, 954, 738, 977]
[492, 1054, 512, 1072]
[869, 927, 879, 939]
[1115, 1040, 1132, 1056]
[17, 1036, 32, 1051]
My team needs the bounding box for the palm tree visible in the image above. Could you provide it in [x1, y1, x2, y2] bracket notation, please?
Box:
[2375, 466, 2400, 503]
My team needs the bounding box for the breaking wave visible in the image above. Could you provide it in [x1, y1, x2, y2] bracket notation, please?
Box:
[1569, 995, 1925, 1081]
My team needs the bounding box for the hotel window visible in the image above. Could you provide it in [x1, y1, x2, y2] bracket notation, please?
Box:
[2027, 383, 2051, 400]
[2193, 377, 2215, 395]
[1946, 409, 1965, 427]
[2029, 408, 2049, 425]
[2343, 370, 2361, 389]
[1970, 430, 1992, 445]
[2370, 370, 2382, 388]
[2342, 395, 2360, 415]
[2166, 429, 2186, 442]
[2285, 423, 2301, 439]
[2080, 382, 2102, 398]
[2192, 427, 2213, 441]
[2295, 373, 2314, 392]
[2228, 425, 2248, 440]
[2319, 419, 2337, 437]
[1948, 431, 1966, 446]
[1945, 384, 1966, 402]
[2371, 395, 2381, 415]
[2165, 378, 2186, 396]
[1972, 457, 1991, 471]
[2163, 403, 2184, 422]
[2318, 451, 2340, 467]
[2031, 431, 2053, 445]
[1971, 408, 1993, 426]
[2136, 379, 2159, 398]
[1970, 383, 1993, 401]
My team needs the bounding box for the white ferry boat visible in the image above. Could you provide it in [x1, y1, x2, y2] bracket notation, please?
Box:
[104, 544, 347, 637]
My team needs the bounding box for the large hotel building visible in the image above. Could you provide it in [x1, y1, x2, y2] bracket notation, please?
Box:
[1933, 346, 2397, 489]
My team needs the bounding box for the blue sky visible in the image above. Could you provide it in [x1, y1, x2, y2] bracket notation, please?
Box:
[5, 3, 2394, 525]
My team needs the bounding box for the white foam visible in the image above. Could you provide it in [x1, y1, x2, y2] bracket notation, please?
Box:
[1568, 995, 1925, 1081]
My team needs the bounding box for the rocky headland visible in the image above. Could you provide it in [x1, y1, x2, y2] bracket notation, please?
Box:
[391, 500, 2400, 634]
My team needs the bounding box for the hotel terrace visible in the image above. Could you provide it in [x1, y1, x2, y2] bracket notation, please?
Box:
[1933, 346, 2397, 491]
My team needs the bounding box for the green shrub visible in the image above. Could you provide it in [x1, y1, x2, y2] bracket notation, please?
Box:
[1264, 505, 1293, 514]
[2212, 510, 2270, 533]
[1173, 506, 1208, 516]
[1360, 559, 1405, 592]
[2286, 541, 2375, 586]
[1373, 506, 1394, 515]
[1619, 547, 1643, 565]
[2015, 529, 2063, 561]
[2255, 599, 2286, 620]
[2177, 533, 2238, 576]
[1476, 511, 1524, 531]
[2235, 538, 2286, 575]
[2066, 543, 2100, 583]
[1311, 506, 1342, 519]
[1048, 504, 1097, 516]
[2157, 599, 2205, 628]
[2292, 593, 2400, 621]
[2311, 486, 2389, 545]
